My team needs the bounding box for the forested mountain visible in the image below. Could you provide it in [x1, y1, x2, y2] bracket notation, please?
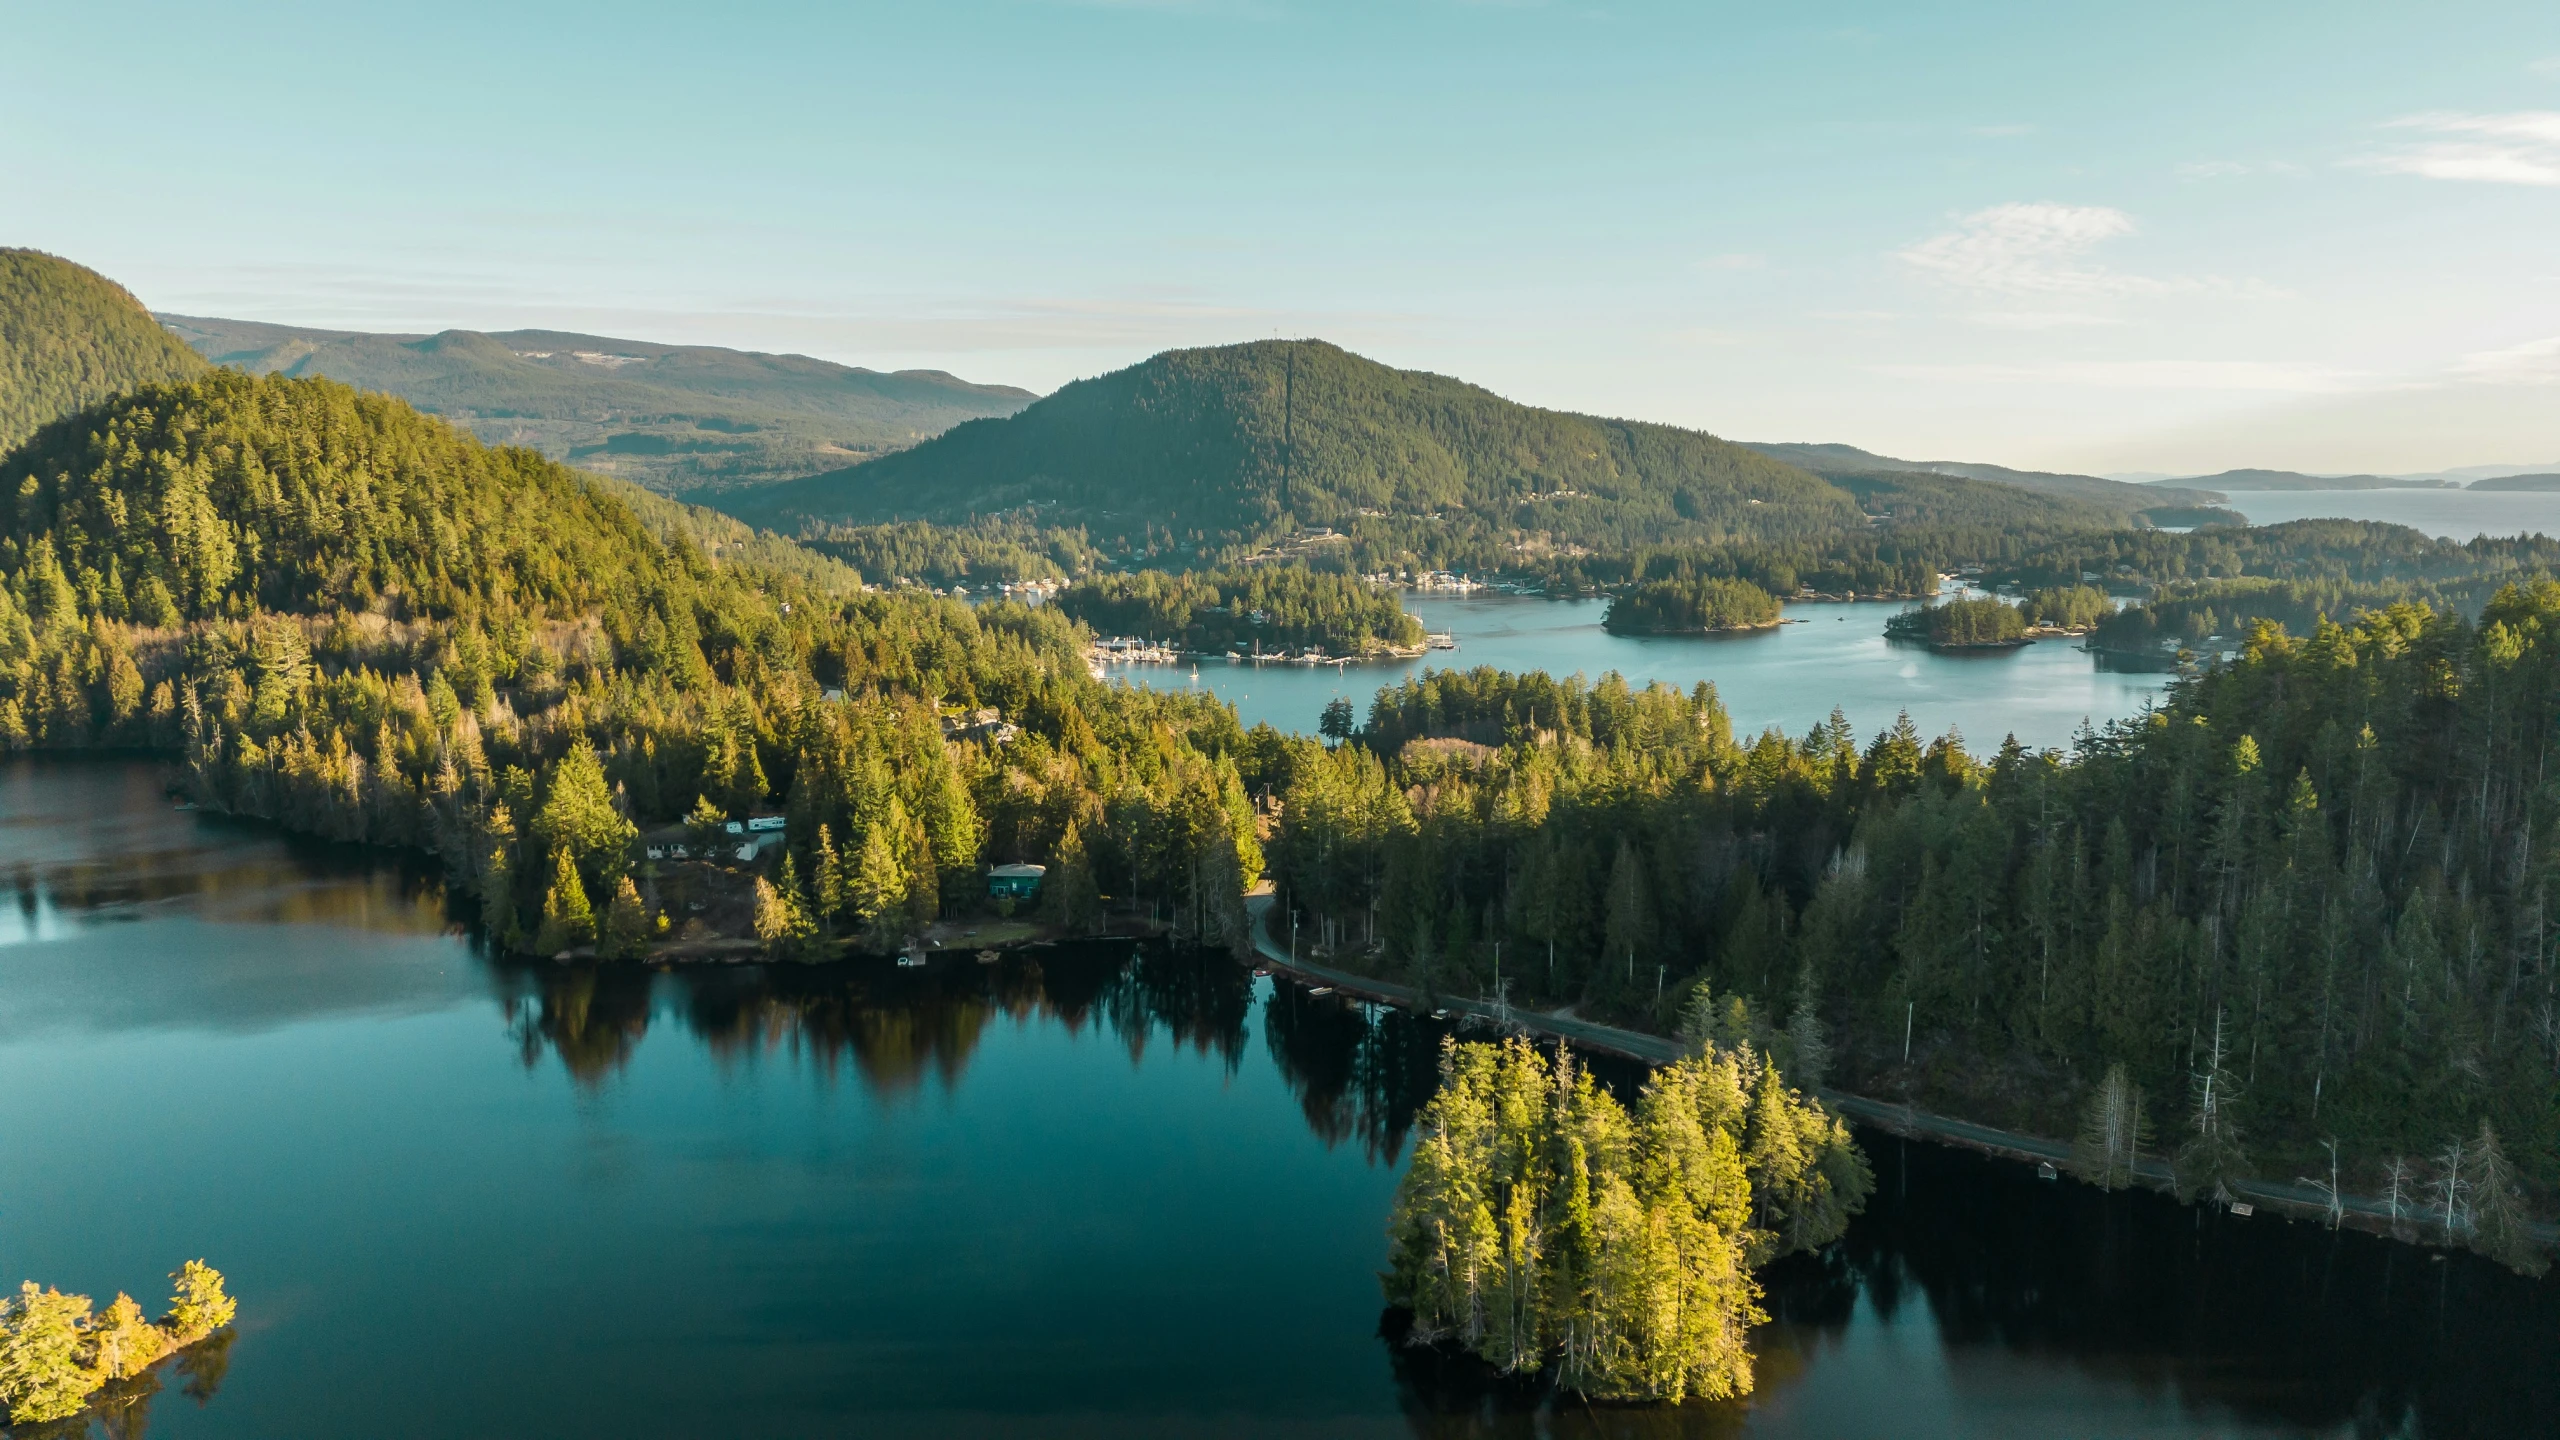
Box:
[1742, 440, 2228, 516]
[2467, 473, 2560, 492]
[0, 250, 208, 452]
[733, 340, 1864, 558]
[0, 370, 1268, 964]
[1263, 599, 2560, 1268]
[159, 314, 1035, 495]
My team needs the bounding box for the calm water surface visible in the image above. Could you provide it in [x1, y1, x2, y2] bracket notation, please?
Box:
[1122, 596, 2170, 750]
[2219, 488, 2560, 540]
[5, 759, 2554, 1438]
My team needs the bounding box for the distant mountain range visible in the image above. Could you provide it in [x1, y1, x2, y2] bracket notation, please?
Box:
[733, 340, 1881, 553]
[0, 249, 208, 452]
[157, 315, 1035, 495]
[1738, 441, 2229, 514]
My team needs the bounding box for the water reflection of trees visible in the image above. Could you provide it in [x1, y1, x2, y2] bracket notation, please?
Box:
[1259, 992, 1450, 1166]
[20, 1331, 237, 1440]
[1, 837, 454, 944]
[1796, 1135, 2560, 1440]
[1379, 1126, 2560, 1438]
[499, 942, 1258, 1094]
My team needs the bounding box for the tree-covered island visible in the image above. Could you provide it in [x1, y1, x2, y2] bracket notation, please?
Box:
[1884, 594, 2029, 649]
[1600, 576, 1783, 635]
[0, 1262, 236, 1425]
[1386, 1030, 1866, 1402]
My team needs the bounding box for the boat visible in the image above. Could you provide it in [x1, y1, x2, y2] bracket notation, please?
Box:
[1307, 986, 1335, 997]
[1251, 967, 1270, 977]
[1431, 1009, 1449, 1020]
[976, 950, 1000, 964]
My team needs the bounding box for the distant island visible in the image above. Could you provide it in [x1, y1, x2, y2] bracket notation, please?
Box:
[2149, 468, 2453, 492]
[1885, 595, 2029, 650]
[2468, 472, 2560, 492]
[1601, 575, 1783, 634]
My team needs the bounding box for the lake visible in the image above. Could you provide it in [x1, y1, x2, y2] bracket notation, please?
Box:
[6, 757, 2555, 1438]
[1116, 596, 2171, 751]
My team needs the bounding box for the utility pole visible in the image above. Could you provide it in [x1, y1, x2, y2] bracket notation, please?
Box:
[1903, 1001, 1915, 1064]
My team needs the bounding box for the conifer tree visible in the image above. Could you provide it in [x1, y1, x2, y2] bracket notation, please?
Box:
[535, 739, 636, 883]
[86, 1293, 169, 1381]
[161, 1262, 235, 1345]
[2463, 1122, 2547, 1276]
[2070, 1062, 2149, 1190]
[2174, 1010, 2250, 1207]
[0, 1282, 103, 1423]
[534, 847, 595, 954]
[599, 876, 651, 960]
[849, 822, 908, 944]
[812, 824, 848, 922]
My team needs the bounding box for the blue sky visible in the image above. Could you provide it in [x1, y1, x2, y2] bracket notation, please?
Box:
[6, 0, 2557, 473]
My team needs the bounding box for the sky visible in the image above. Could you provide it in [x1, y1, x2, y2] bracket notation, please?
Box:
[5, 0, 2557, 476]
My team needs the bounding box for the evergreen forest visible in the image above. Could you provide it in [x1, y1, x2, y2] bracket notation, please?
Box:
[0, 370, 1271, 964]
[1265, 590, 2560, 1269]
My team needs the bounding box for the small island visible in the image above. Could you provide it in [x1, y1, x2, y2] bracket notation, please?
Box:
[0, 1261, 237, 1426]
[1885, 594, 2029, 650]
[1055, 564, 1425, 658]
[1600, 575, 1783, 635]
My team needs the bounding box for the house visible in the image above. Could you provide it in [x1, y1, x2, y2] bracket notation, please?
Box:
[745, 815, 787, 833]
[987, 863, 1047, 900]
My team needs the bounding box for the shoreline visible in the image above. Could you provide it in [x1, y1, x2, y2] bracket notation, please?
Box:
[1238, 893, 2557, 1252]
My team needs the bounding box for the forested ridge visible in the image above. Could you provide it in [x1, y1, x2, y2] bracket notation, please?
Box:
[0, 371, 1270, 962]
[161, 313, 1034, 495]
[1265, 591, 2560, 1269]
[0, 250, 208, 453]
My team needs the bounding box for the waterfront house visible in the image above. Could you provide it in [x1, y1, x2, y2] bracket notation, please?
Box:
[987, 863, 1047, 900]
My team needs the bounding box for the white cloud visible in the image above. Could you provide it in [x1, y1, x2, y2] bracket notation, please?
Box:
[1895, 202, 2195, 296]
[2449, 334, 2560, 384]
[2357, 111, 2560, 186]
[2532, 56, 2560, 75]
[1694, 252, 1765, 271]
[2178, 160, 2252, 178]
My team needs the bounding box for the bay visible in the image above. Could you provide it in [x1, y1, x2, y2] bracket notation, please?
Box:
[2219, 488, 2560, 541]
[1116, 596, 2171, 751]
[5, 758, 2554, 1438]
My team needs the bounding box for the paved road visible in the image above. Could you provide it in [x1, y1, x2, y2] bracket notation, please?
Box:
[1241, 895, 2551, 1245]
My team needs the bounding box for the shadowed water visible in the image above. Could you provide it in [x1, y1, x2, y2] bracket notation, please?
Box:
[3, 758, 2551, 1438]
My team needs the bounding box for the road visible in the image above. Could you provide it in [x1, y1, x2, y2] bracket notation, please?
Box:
[1241, 895, 2551, 1245]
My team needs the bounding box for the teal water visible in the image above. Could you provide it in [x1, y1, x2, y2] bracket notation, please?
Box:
[4, 758, 2553, 1438]
[1119, 596, 2170, 750]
